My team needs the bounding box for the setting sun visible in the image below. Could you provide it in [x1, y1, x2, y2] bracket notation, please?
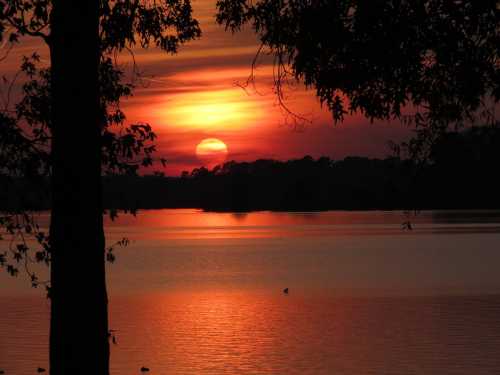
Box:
[196, 138, 228, 167]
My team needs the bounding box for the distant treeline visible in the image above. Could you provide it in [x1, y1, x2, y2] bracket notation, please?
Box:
[2, 126, 500, 211]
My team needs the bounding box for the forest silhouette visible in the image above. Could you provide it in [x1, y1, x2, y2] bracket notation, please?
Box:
[105, 126, 500, 212]
[3, 125, 500, 212]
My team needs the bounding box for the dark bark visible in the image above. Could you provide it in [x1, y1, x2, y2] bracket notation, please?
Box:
[49, 1, 109, 374]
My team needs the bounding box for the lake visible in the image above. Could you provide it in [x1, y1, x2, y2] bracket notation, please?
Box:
[1, 209, 500, 374]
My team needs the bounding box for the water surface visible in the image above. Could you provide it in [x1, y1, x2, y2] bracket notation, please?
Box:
[1, 210, 500, 374]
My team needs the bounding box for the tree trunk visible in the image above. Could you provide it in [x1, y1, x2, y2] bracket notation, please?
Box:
[49, 1, 109, 374]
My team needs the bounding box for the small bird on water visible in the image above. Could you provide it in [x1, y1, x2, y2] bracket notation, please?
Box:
[283, 287, 289, 294]
[37, 368, 46, 373]
[140, 366, 150, 372]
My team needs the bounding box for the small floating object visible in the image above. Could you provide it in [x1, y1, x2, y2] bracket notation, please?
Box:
[109, 329, 118, 345]
[0, 369, 5, 374]
[283, 287, 289, 294]
[37, 368, 46, 373]
[140, 367, 150, 372]
[402, 221, 413, 230]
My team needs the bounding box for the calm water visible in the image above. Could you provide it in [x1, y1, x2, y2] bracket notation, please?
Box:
[1, 210, 500, 374]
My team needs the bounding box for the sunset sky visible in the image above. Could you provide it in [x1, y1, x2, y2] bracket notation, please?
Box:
[2, 0, 412, 176]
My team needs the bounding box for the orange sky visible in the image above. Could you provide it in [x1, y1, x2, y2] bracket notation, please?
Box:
[2, 0, 412, 176]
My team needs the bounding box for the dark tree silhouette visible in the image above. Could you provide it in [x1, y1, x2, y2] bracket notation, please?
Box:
[4, 131, 500, 213]
[216, 0, 499, 154]
[48, 3, 106, 374]
[1, 1, 200, 374]
[99, 127, 499, 212]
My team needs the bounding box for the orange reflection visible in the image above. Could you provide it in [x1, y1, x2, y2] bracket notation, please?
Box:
[105, 209, 417, 241]
[108, 290, 354, 374]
